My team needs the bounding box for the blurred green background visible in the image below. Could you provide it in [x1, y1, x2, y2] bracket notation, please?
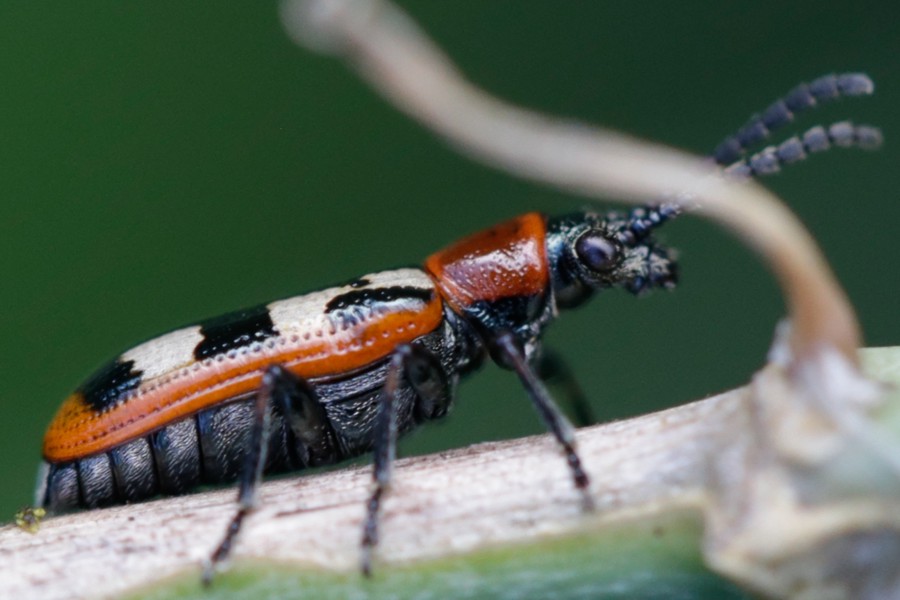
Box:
[1, 1, 897, 520]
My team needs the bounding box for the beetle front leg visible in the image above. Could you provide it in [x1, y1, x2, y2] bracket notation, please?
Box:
[492, 332, 591, 495]
[361, 343, 451, 576]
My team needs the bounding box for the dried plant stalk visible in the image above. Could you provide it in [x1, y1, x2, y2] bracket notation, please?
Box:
[5, 394, 725, 598]
[2, 348, 897, 599]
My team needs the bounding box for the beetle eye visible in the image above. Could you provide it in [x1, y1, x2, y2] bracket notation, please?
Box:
[575, 231, 620, 273]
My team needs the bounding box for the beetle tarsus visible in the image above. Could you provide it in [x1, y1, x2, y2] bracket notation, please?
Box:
[203, 508, 248, 586]
[360, 485, 384, 577]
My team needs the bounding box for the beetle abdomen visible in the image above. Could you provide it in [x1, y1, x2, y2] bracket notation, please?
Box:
[39, 397, 290, 511]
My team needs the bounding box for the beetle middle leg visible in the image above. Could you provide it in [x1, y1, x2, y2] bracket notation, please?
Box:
[361, 343, 452, 576]
[203, 364, 336, 585]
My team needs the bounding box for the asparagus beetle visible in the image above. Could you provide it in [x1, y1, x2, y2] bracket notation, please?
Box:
[35, 73, 880, 580]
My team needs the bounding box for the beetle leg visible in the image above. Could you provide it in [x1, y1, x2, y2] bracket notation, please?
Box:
[536, 350, 596, 427]
[202, 364, 283, 586]
[273, 367, 340, 468]
[492, 332, 591, 495]
[407, 345, 454, 422]
[361, 343, 451, 576]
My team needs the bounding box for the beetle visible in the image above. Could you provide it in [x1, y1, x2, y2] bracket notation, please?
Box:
[34, 73, 879, 581]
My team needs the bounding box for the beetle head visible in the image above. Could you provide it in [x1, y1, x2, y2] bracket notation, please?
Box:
[546, 206, 679, 309]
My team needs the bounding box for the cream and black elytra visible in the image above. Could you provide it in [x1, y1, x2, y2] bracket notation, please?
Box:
[35, 73, 881, 581]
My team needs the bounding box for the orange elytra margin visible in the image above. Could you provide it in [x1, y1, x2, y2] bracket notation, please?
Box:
[43, 303, 443, 462]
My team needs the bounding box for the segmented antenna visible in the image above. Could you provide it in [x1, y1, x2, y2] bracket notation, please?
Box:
[724, 121, 883, 179]
[617, 73, 879, 244]
[615, 204, 680, 245]
[712, 73, 874, 165]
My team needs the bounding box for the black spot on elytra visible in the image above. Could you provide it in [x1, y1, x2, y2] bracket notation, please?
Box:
[194, 304, 277, 360]
[79, 359, 144, 412]
[325, 286, 434, 313]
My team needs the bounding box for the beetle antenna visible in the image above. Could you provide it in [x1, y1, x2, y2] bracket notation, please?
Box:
[613, 204, 681, 245]
[724, 121, 883, 179]
[712, 73, 874, 166]
[615, 75, 879, 243]
[619, 120, 882, 242]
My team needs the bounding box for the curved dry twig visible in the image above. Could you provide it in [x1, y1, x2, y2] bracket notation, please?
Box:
[281, 0, 861, 369]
